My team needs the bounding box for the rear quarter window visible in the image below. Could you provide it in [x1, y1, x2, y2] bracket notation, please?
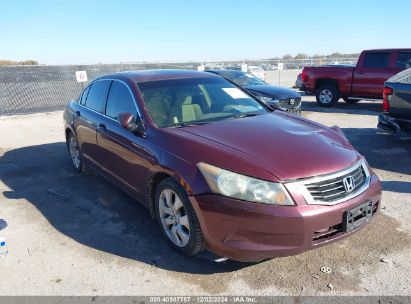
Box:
[363, 52, 391, 68]
[79, 86, 90, 105]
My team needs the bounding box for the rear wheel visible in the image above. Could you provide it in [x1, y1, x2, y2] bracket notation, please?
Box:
[316, 85, 339, 107]
[66, 132, 87, 173]
[343, 97, 360, 104]
[155, 178, 205, 256]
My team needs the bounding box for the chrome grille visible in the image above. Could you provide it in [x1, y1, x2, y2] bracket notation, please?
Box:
[306, 165, 366, 202]
[289, 160, 371, 205]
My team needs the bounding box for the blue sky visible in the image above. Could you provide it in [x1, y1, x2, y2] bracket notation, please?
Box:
[1, 0, 410, 64]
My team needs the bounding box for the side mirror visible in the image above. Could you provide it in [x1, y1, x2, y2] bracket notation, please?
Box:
[117, 112, 146, 137]
[118, 112, 134, 129]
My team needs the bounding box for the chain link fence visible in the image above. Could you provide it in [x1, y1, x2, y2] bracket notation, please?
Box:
[0, 63, 199, 116]
[203, 57, 359, 70]
[0, 58, 358, 116]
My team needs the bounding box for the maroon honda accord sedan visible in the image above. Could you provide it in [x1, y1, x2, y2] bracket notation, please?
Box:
[63, 70, 381, 262]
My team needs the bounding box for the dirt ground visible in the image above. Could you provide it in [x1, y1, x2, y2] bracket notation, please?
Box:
[0, 96, 410, 296]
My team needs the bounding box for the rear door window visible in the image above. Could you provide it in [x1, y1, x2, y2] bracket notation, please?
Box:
[105, 81, 137, 120]
[363, 52, 391, 68]
[396, 52, 411, 69]
[85, 80, 110, 112]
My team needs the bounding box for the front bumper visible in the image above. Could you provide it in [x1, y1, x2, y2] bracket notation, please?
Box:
[189, 173, 381, 262]
[266, 101, 302, 115]
[377, 113, 411, 140]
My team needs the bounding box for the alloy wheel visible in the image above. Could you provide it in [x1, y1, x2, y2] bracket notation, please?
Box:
[319, 89, 333, 104]
[158, 189, 190, 247]
[69, 136, 81, 169]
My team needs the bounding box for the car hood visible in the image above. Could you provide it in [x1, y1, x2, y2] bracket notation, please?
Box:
[179, 112, 360, 181]
[244, 85, 300, 99]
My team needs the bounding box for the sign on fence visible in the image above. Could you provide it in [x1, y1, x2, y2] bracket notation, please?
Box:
[75, 71, 88, 82]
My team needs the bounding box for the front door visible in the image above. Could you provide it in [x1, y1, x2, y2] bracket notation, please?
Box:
[96, 80, 146, 200]
[352, 51, 396, 98]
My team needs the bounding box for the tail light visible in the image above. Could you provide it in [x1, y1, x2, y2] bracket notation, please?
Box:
[383, 86, 393, 112]
[301, 70, 307, 83]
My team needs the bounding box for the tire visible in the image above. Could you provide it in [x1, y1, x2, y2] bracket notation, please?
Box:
[343, 97, 360, 104]
[66, 132, 87, 174]
[155, 177, 206, 256]
[316, 85, 340, 107]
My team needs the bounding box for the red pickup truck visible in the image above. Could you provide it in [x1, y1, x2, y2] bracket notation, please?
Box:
[301, 49, 411, 107]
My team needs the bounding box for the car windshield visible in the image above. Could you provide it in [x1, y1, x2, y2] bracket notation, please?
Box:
[215, 71, 267, 86]
[138, 77, 268, 128]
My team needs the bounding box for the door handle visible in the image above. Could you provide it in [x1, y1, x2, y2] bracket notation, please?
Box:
[358, 71, 365, 75]
[75, 110, 81, 117]
[97, 123, 107, 133]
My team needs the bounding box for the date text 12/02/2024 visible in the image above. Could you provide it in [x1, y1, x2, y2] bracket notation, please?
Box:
[149, 297, 257, 303]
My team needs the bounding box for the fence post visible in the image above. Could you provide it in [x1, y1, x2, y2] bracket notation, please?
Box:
[278, 70, 281, 86]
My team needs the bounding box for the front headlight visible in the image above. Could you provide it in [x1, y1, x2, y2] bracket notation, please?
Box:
[197, 163, 294, 205]
[258, 96, 279, 104]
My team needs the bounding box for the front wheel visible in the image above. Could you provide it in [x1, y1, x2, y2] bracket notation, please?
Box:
[316, 85, 339, 107]
[155, 178, 205, 256]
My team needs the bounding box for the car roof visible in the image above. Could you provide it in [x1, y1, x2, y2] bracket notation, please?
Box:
[362, 48, 411, 52]
[95, 69, 218, 83]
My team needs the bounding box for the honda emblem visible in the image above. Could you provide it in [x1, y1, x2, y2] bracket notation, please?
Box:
[343, 176, 355, 192]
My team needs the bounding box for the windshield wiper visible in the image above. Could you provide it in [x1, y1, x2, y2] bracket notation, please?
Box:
[172, 121, 210, 128]
[230, 112, 262, 119]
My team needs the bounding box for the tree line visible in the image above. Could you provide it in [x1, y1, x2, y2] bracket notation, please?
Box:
[271, 52, 360, 60]
[0, 60, 39, 66]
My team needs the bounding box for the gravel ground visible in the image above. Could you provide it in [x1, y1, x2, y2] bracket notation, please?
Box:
[0, 96, 410, 296]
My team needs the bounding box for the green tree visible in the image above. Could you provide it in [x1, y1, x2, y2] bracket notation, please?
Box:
[327, 52, 342, 58]
[0, 59, 39, 66]
[294, 53, 308, 59]
[20, 60, 39, 65]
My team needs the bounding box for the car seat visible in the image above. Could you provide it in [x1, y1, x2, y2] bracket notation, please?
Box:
[170, 92, 203, 123]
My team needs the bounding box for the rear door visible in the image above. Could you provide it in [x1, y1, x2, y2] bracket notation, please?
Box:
[352, 51, 395, 98]
[96, 80, 146, 199]
[75, 80, 111, 169]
